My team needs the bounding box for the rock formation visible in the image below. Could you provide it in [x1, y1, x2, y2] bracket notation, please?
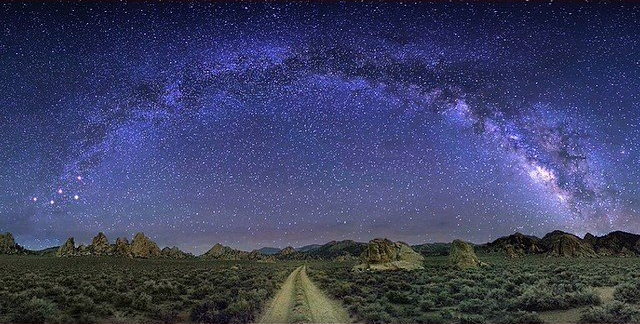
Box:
[0, 232, 23, 254]
[583, 233, 598, 246]
[113, 237, 132, 257]
[354, 238, 425, 270]
[449, 239, 483, 267]
[161, 246, 192, 259]
[486, 232, 544, 257]
[201, 243, 251, 260]
[56, 237, 76, 257]
[585, 231, 640, 256]
[279, 246, 295, 255]
[130, 232, 161, 258]
[504, 244, 519, 258]
[89, 232, 112, 255]
[541, 230, 597, 257]
[77, 244, 90, 256]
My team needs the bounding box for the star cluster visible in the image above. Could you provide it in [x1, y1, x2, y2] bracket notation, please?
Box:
[1, 2, 639, 253]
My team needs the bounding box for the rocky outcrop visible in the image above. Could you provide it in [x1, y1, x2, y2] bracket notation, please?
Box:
[248, 249, 272, 261]
[56, 237, 76, 257]
[586, 231, 640, 256]
[89, 232, 112, 255]
[55, 232, 187, 259]
[583, 233, 598, 246]
[486, 232, 544, 257]
[77, 244, 90, 256]
[449, 239, 483, 267]
[541, 230, 597, 257]
[161, 246, 192, 259]
[130, 232, 161, 258]
[201, 243, 250, 260]
[504, 244, 519, 258]
[200, 244, 273, 260]
[279, 246, 295, 255]
[0, 232, 23, 255]
[354, 238, 425, 270]
[113, 237, 132, 257]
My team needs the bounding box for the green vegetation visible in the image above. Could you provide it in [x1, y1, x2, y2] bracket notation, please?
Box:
[3, 255, 640, 323]
[0, 256, 298, 323]
[307, 256, 640, 323]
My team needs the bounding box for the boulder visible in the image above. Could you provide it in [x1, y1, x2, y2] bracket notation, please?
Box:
[56, 237, 76, 257]
[130, 232, 161, 258]
[89, 232, 112, 255]
[354, 238, 425, 270]
[449, 239, 483, 267]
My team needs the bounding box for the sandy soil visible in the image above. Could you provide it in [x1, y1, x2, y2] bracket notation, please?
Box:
[258, 265, 352, 323]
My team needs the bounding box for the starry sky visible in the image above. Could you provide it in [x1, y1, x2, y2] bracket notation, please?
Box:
[1, 2, 639, 254]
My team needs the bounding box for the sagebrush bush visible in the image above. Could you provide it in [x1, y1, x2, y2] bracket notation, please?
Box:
[0, 256, 297, 323]
[613, 280, 640, 304]
[580, 301, 640, 323]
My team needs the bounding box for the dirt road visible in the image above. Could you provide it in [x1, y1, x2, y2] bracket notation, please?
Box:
[258, 265, 352, 323]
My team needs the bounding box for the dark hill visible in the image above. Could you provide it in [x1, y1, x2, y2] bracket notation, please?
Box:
[485, 232, 545, 257]
[411, 242, 451, 256]
[585, 231, 640, 256]
[296, 244, 322, 252]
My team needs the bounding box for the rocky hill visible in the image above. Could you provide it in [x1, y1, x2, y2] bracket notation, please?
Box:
[161, 246, 194, 259]
[585, 231, 640, 256]
[304, 240, 367, 260]
[200, 243, 273, 261]
[484, 230, 637, 257]
[354, 238, 424, 270]
[483, 232, 545, 257]
[412, 242, 452, 256]
[201, 243, 251, 260]
[296, 244, 322, 252]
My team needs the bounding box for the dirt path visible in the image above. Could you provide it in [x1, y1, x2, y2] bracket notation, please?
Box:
[259, 266, 301, 323]
[258, 265, 352, 323]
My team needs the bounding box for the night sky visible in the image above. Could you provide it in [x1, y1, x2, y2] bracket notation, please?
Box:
[1, 2, 639, 254]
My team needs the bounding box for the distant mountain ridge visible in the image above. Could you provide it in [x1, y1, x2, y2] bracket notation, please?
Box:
[482, 230, 640, 257]
[257, 247, 281, 255]
[2, 229, 640, 259]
